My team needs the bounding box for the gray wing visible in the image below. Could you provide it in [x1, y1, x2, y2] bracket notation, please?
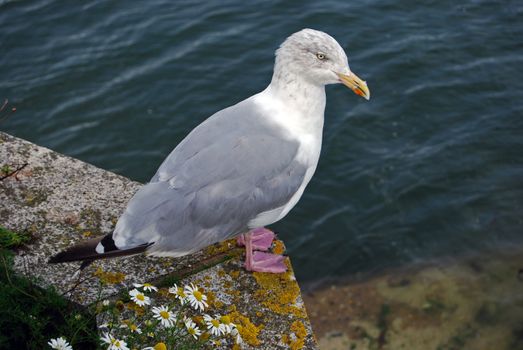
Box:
[113, 98, 308, 256]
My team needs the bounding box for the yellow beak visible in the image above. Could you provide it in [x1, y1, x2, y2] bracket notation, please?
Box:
[337, 72, 370, 100]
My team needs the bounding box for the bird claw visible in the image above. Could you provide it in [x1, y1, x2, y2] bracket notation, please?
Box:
[237, 227, 275, 251]
[245, 251, 287, 273]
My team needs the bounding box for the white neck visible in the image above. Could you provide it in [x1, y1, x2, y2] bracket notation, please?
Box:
[267, 69, 326, 123]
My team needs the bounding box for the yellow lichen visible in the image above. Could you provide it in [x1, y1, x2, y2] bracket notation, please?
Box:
[204, 239, 235, 256]
[206, 291, 217, 307]
[228, 306, 263, 346]
[161, 259, 172, 268]
[252, 260, 306, 318]
[280, 321, 307, 350]
[290, 320, 307, 350]
[272, 240, 286, 255]
[93, 267, 126, 285]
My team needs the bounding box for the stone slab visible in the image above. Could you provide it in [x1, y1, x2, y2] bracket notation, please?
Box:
[0, 131, 317, 349]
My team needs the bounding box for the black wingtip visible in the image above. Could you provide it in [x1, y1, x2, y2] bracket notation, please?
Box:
[48, 233, 153, 265]
[48, 251, 68, 264]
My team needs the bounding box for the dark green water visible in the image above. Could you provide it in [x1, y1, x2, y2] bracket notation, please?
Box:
[1, 0, 522, 282]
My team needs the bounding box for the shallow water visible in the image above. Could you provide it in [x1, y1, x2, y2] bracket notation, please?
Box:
[304, 246, 523, 349]
[1, 0, 522, 283]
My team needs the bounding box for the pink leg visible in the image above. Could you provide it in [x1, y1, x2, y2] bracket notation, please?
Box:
[237, 227, 275, 251]
[242, 231, 287, 273]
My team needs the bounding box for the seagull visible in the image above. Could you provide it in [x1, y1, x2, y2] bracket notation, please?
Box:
[49, 28, 370, 273]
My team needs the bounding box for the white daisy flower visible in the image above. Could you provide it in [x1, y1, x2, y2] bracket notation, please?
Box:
[152, 305, 176, 328]
[48, 337, 73, 350]
[133, 283, 158, 292]
[142, 343, 167, 350]
[231, 325, 243, 344]
[203, 314, 225, 336]
[168, 283, 187, 305]
[219, 315, 235, 334]
[184, 283, 208, 311]
[100, 333, 129, 350]
[102, 300, 110, 306]
[184, 317, 202, 340]
[129, 288, 151, 307]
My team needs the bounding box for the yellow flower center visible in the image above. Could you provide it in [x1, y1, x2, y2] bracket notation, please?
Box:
[114, 340, 121, 347]
[220, 315, 231, 324]
[154, 342, 167, 350]
[144, 283, 152, 288]
[136, 294, 145, 301]
[160, 310, 170, 319]
[188, 328, 196, 335]
[211, 319, 220, 328]
[130, 324, 138, 332]
[177, 288, 186, 297]
[193, 290, 203, 301]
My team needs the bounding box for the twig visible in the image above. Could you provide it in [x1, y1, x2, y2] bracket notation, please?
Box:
[61, 268, 94, 297]
[0, 163, 28, 181]
[152, 248, 243, 288]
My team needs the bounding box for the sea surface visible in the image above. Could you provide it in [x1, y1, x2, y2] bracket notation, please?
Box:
[1, 0, 522, 284]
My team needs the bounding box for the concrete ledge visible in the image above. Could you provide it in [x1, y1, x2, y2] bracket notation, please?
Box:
[0, 131, 317, 349]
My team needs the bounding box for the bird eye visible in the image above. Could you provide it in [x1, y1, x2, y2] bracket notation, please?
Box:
[316, 52, 326, 60]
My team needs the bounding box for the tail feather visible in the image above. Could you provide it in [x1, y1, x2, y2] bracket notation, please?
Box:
[48, 233, 152, 264]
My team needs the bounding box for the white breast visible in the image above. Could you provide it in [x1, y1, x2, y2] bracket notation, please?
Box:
[247, 87, 324, 229]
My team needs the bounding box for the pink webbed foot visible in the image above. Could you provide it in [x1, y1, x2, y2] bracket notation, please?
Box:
[241, 228, 287, 273]
[237, 227, 275, 251]
[245, 251, 287, 273]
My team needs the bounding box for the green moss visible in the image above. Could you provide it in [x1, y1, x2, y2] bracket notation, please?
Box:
[0, 224, 96, 348]
[24, 189, 48, 206]
[0, 226, 31, 249]
[1, 164, 12, 175]
[0, 249, 98, 349]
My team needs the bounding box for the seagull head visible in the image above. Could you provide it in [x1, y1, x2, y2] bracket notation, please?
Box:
[274, 28, 370, 100]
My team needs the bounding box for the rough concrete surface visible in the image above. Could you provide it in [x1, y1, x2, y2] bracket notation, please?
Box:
[0, 132, 317, 349]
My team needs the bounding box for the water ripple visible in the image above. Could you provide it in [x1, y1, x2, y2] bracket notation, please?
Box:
[1, 0, 522, 282]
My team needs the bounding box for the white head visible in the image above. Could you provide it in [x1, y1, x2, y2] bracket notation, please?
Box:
[273, 29, 370, 100]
